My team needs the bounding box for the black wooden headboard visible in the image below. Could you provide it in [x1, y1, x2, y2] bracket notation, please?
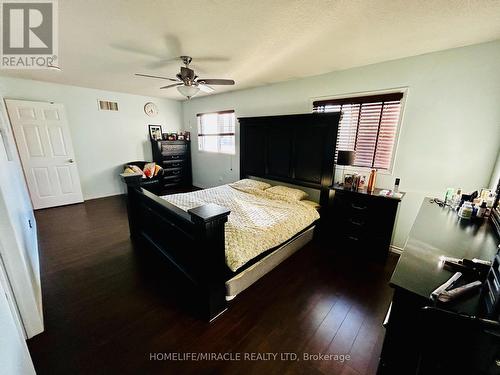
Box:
[238, 112, 340, 206]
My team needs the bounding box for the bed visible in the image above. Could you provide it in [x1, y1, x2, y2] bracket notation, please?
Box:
[122, 112, 340, 321]
[162, 182, 320, 297]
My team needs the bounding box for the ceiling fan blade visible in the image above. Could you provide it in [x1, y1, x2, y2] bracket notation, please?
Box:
[146, 34, 183, 69]
[110, 43, 164, 59]
[160, 83, 184, 89]
[135, 73, 178, 81]
[146, 58, 181, 70]
[197, 79, 235, 85]
[150, 56, 228, 70]
[198, 84, 215, 93]
[163, 34, 182, 58]
[192, 57, 230, 63]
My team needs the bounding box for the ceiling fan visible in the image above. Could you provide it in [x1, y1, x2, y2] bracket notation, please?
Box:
[135, 56, 235, 99]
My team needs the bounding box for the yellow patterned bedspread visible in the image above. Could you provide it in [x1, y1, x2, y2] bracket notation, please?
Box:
[161, 185, 320, 272]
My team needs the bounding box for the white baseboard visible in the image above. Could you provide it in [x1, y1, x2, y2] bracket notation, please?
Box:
[389, 245, 403, 254]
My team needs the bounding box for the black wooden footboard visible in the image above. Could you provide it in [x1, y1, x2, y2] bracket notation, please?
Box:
[122, 175, 230, 321]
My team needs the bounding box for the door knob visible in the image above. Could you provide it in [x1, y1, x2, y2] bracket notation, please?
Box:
[68, 158, 74, 163]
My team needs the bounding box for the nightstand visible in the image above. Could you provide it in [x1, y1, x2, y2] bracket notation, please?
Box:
[323, 185, 404, 259]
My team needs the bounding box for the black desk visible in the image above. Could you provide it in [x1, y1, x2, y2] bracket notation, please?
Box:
[378, 198, 499, 374]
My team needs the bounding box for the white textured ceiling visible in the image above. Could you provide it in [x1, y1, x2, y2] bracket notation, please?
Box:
[2, 0, 500, 100]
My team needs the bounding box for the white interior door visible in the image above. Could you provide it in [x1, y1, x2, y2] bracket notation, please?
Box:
[5, 99, 83, 209]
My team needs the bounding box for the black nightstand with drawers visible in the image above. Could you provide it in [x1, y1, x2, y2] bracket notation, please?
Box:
[324, 185, 404, 259]
[151, 140, 192, 192]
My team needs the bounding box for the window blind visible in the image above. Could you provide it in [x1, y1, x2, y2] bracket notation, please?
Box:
[197, 110, 236, 154]
[313, 92, 403, 170]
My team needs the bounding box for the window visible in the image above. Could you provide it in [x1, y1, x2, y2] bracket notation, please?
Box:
[313, 92, 403, 170]
[197, 110, 236, 154]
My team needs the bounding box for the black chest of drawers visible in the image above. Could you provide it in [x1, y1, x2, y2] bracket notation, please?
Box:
[324, 186, 403, 259]
[151, 140, 192, 191]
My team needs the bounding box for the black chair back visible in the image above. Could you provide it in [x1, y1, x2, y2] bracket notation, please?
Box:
[417, 306, 500, 374]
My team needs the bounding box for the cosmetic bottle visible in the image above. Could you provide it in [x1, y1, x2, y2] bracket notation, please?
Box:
[367, 169, 377, 193]
[477, 201, 487, 219]
[458, 202, 473, 219]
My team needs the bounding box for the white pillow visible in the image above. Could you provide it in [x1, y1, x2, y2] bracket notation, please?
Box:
[229, 179, 271, 190]
[265, 185, 308, 201]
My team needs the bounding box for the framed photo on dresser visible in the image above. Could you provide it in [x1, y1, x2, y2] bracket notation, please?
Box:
[148, 125, 162, 140]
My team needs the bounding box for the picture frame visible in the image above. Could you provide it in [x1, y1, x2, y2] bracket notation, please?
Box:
[148, 125, 162, 140]
[344, 174, 354, 189]
[358, 174, 367, 190]
[352, 174, 361, 191]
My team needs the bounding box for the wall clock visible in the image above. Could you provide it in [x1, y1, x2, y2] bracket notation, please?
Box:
[144, 102, 158, 117]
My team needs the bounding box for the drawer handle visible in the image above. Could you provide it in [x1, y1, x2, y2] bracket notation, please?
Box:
[171, 155, 180, 159]
[172, 170, 180, 175]
[171, 163, 181, 167]
[351, 203, 367, 210]
[348, 235, 359, 241]
[349, 218, 364, 226]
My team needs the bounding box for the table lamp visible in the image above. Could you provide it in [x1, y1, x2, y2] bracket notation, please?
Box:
[336, 150, 355, 186]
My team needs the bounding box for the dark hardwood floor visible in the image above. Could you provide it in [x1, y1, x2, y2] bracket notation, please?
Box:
[29, 195, 397, 375]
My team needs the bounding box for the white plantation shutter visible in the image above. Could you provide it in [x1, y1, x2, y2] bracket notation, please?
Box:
[197, 110, 236, 154]
[313, 93, 403, 170]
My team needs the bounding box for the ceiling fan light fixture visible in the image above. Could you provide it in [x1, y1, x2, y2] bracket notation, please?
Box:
[177, 85, 199, 99]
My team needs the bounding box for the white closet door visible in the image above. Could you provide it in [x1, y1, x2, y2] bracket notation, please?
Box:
[5, 99, 83, 209]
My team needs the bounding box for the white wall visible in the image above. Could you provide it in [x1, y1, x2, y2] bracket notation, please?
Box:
[182, 40, 500, 249]
[0, 77, 182, 200]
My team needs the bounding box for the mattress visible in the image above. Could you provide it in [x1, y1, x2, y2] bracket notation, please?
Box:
[161, 184, 320, 272]
[225, 225, 315, 299]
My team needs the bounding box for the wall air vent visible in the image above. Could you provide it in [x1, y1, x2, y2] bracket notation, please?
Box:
[98, 100, 118, 111]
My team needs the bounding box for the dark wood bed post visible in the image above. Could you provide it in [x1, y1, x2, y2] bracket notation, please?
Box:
[188, 204, 231, 321]
[121, 174, 142, 241]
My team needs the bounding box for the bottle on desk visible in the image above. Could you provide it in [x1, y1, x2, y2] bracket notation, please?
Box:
[367, 169, 377, 193]
[451, 188, 462, 210]
[476, 201, 487, 218]
[458, 201, 473, 219]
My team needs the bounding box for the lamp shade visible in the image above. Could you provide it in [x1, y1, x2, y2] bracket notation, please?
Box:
[337, 150, 355, 166]
[177, 85, 200, 99]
